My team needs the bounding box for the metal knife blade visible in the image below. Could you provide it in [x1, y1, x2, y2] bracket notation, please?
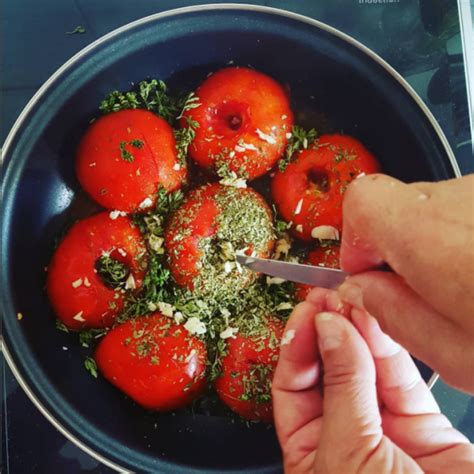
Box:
[236, 255, 349, 289]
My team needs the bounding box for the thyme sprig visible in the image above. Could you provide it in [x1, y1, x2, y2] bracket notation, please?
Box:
[279, 125, 318, 172]
[99, 80, 200, 166]
[99, 79, 200, 125]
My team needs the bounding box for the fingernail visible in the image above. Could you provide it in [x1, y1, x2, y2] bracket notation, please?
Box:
[315, 312, 345, 351]
[338, 282, 363, 309]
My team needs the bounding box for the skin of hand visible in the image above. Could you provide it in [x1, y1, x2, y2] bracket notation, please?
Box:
[337, 174, 474, 393]
[272, 288, 474, 474]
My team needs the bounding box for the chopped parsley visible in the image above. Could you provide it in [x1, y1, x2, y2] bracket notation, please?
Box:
[334, 147, 357, 163]
[279, 125, 318, 172]
[240, 363, 273, 404]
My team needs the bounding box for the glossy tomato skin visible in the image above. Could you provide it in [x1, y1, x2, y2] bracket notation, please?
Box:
[47, 212, 146, 330]
[76, 109, 186, 212]
[95, 313, 207, 410]
[164, 183, 275, 291]
[272, 134, 380, 240]
[182, 67, 293, 179]
[295, 245, 341, 301]
[215, 316, 284, 423]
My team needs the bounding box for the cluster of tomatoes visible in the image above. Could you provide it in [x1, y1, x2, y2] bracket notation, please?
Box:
[47, 67, 379, 422]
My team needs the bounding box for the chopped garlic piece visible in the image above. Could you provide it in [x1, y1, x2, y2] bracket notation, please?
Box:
[294, 199, 303, 215]
[174, 311, 184, 324]
[139, 197, 153, 209]
[124, 273, 136, 290]
[148, 235, 164, 253]
[234, 145, 246, 153]
[355, 172, 366, 179]
[219, 171, 247, 188]
[256, 128, 277, 144]
[238, 142, 258, 151]
[224, 261, 235, 273]
[219, 241, 235, 260]
[73, 311, 86, 322]
[281, 329, 296, 346]
[117, 248, 127, 257]
[276, 302, 293, 311]
[311, 225, 340, 241]
[158, 302, 174, 317]
[274, 237, 291, 259]
[83, 277, 91, 287]
[173, 163, 181, 171]
[295, 224, 303, 233]
[72, 278, 83, 288]
[266, 276, 286, 285]
[281, 114, 287, 120]
[184, 317, 207, 335]
[109, 210, 126, 220]
[285, 132, 292, 140]
[220, 326, 239, 340]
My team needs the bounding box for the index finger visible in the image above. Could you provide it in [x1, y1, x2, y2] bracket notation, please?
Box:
[341, 174, 474, 322]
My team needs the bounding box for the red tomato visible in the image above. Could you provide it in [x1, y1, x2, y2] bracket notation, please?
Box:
[214, 316, 284, 423]
[271, 134, 380, 241]
[295, 245, 341, 301]
[47, 212, 146, 330]
[76, 109, 186, 212]
[182, 67, 293, 179]
[95, 313, 207, 410]
[165, 183, 275, 292]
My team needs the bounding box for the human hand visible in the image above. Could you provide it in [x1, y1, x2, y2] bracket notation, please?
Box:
[338, 174, 474, 392]
[272, 288, 474, 473]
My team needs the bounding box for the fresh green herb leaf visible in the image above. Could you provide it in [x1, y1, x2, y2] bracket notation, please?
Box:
[130, 139, 144, 149]
[176, 92, 201, 120]
[99, 90, 140, 113]
[66, 25, 86, 35]
[174, 116, 199, 166]
[119, 141, 135, 162]
[119, 139, 144, 162]
[279, 125, 318, 172]
[99, 80, 201, 126]
[55, 320, 69, 333]
[79, 328, 107, 348]
[84, 356, 98, 378]
[275, 219, 289, 233]
[96, 254, 129, 288]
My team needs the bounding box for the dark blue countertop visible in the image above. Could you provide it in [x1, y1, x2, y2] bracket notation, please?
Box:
[1, 0, 473, 472]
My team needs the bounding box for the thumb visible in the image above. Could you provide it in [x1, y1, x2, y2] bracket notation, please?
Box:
[314, 312, 382, 470]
